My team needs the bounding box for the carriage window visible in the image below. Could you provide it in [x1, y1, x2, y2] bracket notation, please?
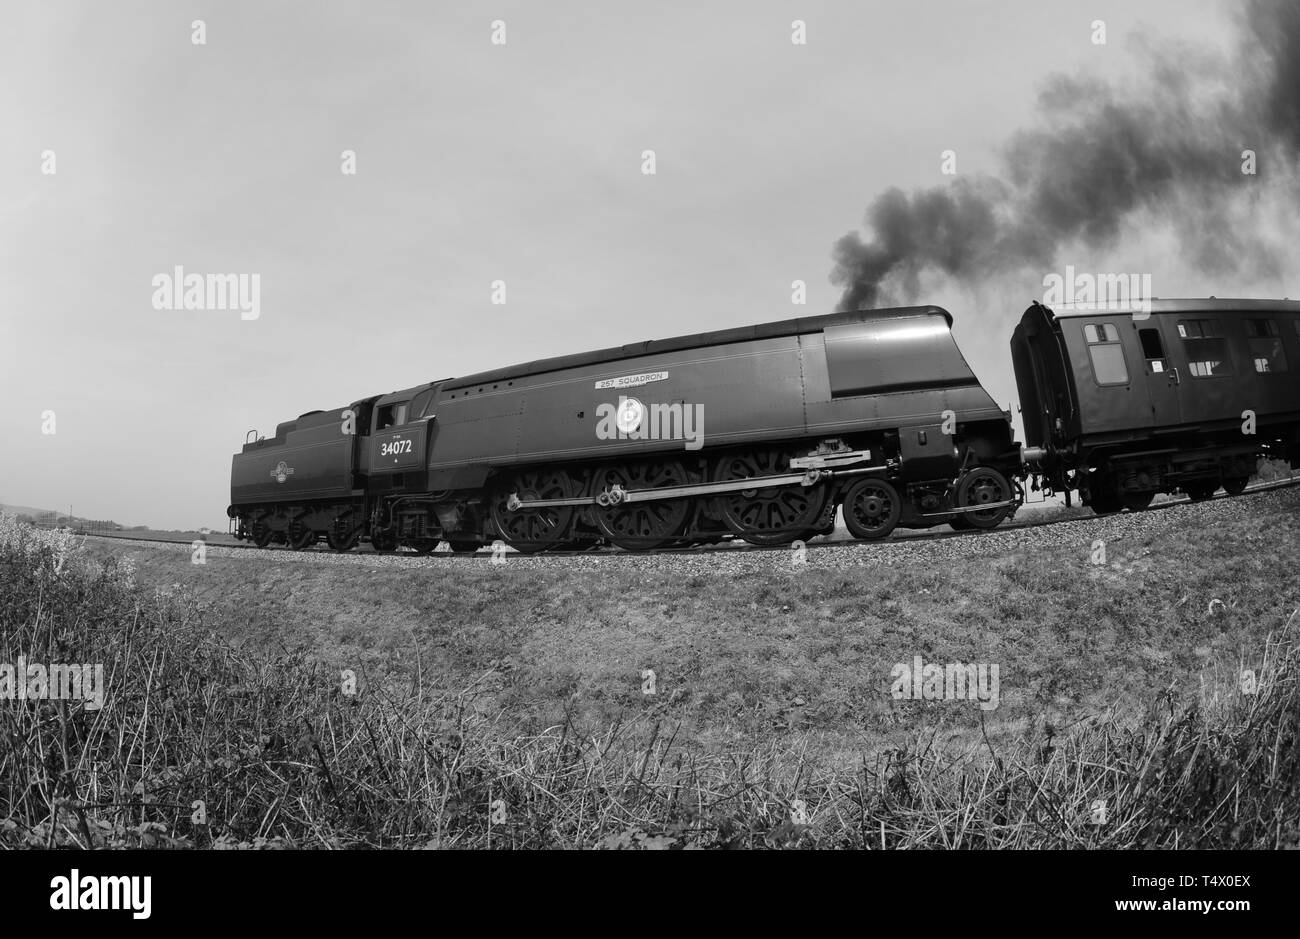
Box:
[1083, 322, 1129, 385]
[1139, 328, 1167, 373]
[1084, 323, 1120, 343]
[1178, 319, 1233, 378]
[1246, 318, 1288, 373]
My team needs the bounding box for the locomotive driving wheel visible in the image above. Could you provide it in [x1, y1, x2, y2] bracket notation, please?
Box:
[956, 466, 1013, 529]
[714, 449, 828, 546]
[489, 468, 577, 553]
[796, 497, 839, 542]
[591, 459, 691, 550]
[842, 477, 902, 541]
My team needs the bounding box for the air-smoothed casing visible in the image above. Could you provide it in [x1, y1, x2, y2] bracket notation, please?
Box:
[421, 306, 1009, 489]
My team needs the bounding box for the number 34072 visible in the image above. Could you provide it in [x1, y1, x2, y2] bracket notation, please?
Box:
[381, 439, 413, 457]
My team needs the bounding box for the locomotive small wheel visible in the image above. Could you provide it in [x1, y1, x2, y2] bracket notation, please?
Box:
[411, 538, 441, 555]
[251, 524, 274, 548]
[591, 460, 691, 551]
[714, 449, 829, 546]
[370, 530, 399, 553]
[956, 466, 1013, 529]
[489, 468, 577, 553]
[949, 514, 972, 531]
[1222, 477, 1249, 496]
[842, 478, 902, 541]
[448, 540, 482, 554]
[1121, 490, 1155, 511]
[1185, 483, 1216, 502]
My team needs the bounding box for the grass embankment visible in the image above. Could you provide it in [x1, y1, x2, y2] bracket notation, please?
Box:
[2, 497, 1298, 849]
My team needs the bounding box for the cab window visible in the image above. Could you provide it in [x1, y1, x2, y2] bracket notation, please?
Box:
[1177, 319, 1233, 378]
[375, 402, 408, 430]
[1246, 318, 1288, 373]
[1083, 322, 1128, 385]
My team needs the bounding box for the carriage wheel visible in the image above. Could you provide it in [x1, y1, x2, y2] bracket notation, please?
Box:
[591, 460, 691, 550]
[842, 478, 902, 541]
[1121, 490, 1155, 511]
[1222, 477, 1249, 496]
[714, 449, 829, 546]
[956, 467, 1013, 529]
[1089, 493, 1122, 516]
[489, 468, 576, 553]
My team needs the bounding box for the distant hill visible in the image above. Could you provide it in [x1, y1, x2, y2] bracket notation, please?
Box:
[0, 503, 55, 518]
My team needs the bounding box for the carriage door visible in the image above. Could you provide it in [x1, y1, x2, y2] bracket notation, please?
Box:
[1135, 322, 1182, 428]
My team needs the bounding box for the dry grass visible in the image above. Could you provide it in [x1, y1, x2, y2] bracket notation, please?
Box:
[2, 511, 1299, 849]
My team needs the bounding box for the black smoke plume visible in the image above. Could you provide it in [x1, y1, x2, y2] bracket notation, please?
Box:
[831, 0, 1300, 310]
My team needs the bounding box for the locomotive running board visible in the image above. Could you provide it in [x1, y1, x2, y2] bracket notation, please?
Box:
[507, 464, 889, 511]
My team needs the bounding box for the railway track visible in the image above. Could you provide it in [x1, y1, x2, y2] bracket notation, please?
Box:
[79, 475, 1300, 561]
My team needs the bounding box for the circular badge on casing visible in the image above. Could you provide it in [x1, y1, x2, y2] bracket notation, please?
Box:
[615, 397, 644, 434]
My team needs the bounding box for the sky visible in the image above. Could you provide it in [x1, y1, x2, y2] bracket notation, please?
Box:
[0, 0, 1289, 528]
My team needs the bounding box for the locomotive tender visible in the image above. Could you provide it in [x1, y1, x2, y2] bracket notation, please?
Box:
[228, 298, 1300, 553]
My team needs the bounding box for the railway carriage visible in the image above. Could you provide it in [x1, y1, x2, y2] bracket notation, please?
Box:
[1012, 299, 1300, 512]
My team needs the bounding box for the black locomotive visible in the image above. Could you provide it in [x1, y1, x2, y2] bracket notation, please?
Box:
[227, 298, 1300, 552]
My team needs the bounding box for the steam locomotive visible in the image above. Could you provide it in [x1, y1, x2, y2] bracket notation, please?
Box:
[227, 299, 1300, 552]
